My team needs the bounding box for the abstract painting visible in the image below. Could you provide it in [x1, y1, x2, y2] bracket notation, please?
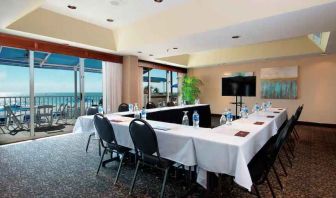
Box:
[261, 66, 298, 99]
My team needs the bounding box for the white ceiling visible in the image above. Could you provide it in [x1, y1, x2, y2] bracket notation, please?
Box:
[41, 0, 190, 29]
[133, 1, 336, 59]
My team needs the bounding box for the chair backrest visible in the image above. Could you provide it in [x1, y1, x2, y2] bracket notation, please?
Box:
[271, 116, 295, 162]
[167, 101, 175, 107]
[86, 106, 98, 115]
[129, 119, 160, 157]
[4, 105, 22, 126]
[93, 114, 117, 144]
[37, 105, 53, 116]
[146, 102, 157, 109]
[118, 103, 129, 112]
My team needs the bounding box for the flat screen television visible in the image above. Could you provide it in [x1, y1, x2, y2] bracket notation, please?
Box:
[221, 76, 256, 96]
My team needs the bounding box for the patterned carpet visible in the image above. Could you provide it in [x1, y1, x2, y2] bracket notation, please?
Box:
[0, 125, 335, 198]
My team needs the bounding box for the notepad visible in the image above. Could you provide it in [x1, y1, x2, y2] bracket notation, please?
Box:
[153, 126, 171, 131]
[235, 131, 250, 137]
[267, 116, 275, 118]
[254, 122, 264, 125]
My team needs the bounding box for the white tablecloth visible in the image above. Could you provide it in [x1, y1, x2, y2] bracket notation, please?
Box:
[194, 108, 287, 190]
[73, 107, 287, 191]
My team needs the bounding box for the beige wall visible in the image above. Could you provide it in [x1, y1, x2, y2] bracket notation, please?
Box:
[188, 54, 336, 124]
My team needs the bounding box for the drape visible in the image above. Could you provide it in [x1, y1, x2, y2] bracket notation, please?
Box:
[103, 61, 122, 113]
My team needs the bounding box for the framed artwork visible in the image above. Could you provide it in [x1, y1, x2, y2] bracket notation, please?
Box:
[261, 66, 298, 99]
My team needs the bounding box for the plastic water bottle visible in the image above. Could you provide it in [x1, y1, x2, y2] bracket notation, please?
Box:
[141, 107, 147, 120]
[226, 109, 233, 125]
[128, 103, 133, 112]
[134, 103, 140, 119]
[192, 110, 200, 128]
[98, 105, 104, 114]
[219, 112, 227, 125]
[244, 105, 249, 118]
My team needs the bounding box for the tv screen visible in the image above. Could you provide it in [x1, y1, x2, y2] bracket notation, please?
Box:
[221, 76, 256, 96]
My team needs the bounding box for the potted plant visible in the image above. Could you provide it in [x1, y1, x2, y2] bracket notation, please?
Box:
[181, 75, 203, 104]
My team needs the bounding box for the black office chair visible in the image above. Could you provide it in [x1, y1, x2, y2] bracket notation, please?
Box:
[94, 114, 130, 184]
[167, 101, 175, 107]
[118, 103, 129, 112]
[248, 117, 295, 198]
[146, 102, 157, 109]
[85, 106, 100, 154]
[128, 119, 174, 198]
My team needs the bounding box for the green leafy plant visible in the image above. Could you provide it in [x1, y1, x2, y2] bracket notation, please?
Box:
[181, 75, 203, 104]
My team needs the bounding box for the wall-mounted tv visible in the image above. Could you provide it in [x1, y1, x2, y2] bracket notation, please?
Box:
[221, 76, 256, 96]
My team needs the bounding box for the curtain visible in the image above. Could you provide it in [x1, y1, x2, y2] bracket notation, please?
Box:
[103, 61, 122, 113]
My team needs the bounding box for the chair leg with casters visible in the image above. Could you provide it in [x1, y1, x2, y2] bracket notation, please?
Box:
[129, 160, 140, 195]
[96, 148, 106, 175]
[114, 153, 125, 185]
[160, 167, 170, 198]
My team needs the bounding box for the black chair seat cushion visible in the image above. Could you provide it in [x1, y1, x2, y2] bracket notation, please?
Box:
[107, 143, 131, 153]
[142, 154, 174, 168]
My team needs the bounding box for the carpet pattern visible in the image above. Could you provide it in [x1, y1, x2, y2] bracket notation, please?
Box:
[0, 125, 335, 198]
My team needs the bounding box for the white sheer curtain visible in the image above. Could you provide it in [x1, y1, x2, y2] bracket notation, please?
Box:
[103, 61, 122, 113]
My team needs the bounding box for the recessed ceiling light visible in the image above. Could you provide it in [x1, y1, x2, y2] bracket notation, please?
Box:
[106, 18, 114, 22]
[173, 47, 178, 50]
[110, 0, 120, 6]
[67, 5, 77, 10]
[232, 35, 240, 39]
[154, 0, 163, 3]
[149, 54, 154, 56]
[137, 51, 142, 54]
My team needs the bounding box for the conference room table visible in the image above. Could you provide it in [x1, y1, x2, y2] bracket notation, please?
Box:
[73, 104, 287, 191]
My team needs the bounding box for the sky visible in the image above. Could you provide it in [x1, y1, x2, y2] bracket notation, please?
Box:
[0, 64, 102, 97]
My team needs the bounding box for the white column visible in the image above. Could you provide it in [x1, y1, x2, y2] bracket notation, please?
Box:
[29, 50, 35, 136]
[79, 58, 85, 115]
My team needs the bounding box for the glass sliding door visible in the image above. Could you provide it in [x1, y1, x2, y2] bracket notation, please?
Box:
[84, 58, 103, 110]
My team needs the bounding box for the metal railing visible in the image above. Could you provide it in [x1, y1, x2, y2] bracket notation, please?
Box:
[0, 95, 102, 119]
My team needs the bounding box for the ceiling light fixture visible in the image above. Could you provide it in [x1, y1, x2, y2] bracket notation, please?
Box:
[232, 35, 240, 39]
[67, 5, 77, 10]
[106, 18, 114, 22]
[149, 54, 154, 56]
[154, 0, 163, 3]
[173, 47, 178, 50]
[138, 51, 142, 54]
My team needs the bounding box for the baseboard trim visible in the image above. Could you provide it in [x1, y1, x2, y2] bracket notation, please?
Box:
[297, 121, 336, 128]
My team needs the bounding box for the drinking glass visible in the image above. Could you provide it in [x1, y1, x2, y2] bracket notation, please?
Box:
[182, 111, 189, 126]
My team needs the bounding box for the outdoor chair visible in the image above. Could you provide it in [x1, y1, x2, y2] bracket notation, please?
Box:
[53, 104, 69, 124]
[36, 105, 54, 127]
[3, 105, 27, 134]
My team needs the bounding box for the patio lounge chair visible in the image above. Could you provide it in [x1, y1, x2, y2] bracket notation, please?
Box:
[36, 105, 54, 127]
[4, 105, 28, 134]
[54, 104, 69, 124]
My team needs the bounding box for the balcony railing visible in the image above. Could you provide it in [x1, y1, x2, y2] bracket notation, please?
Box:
[0, 95, 102, 119]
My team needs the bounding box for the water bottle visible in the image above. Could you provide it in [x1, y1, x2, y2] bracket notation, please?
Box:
[141, 107, 147, 120]
[226, 109, 233, 125]
[128, 103, 133, 112]
[244, 105, 249, 118]
[219, 112, 227, 125]
[134, 103, 140, 119]
[98, 105, 104, 114]
[262, 102, 267, 111]
[192, 110, 200, 128]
